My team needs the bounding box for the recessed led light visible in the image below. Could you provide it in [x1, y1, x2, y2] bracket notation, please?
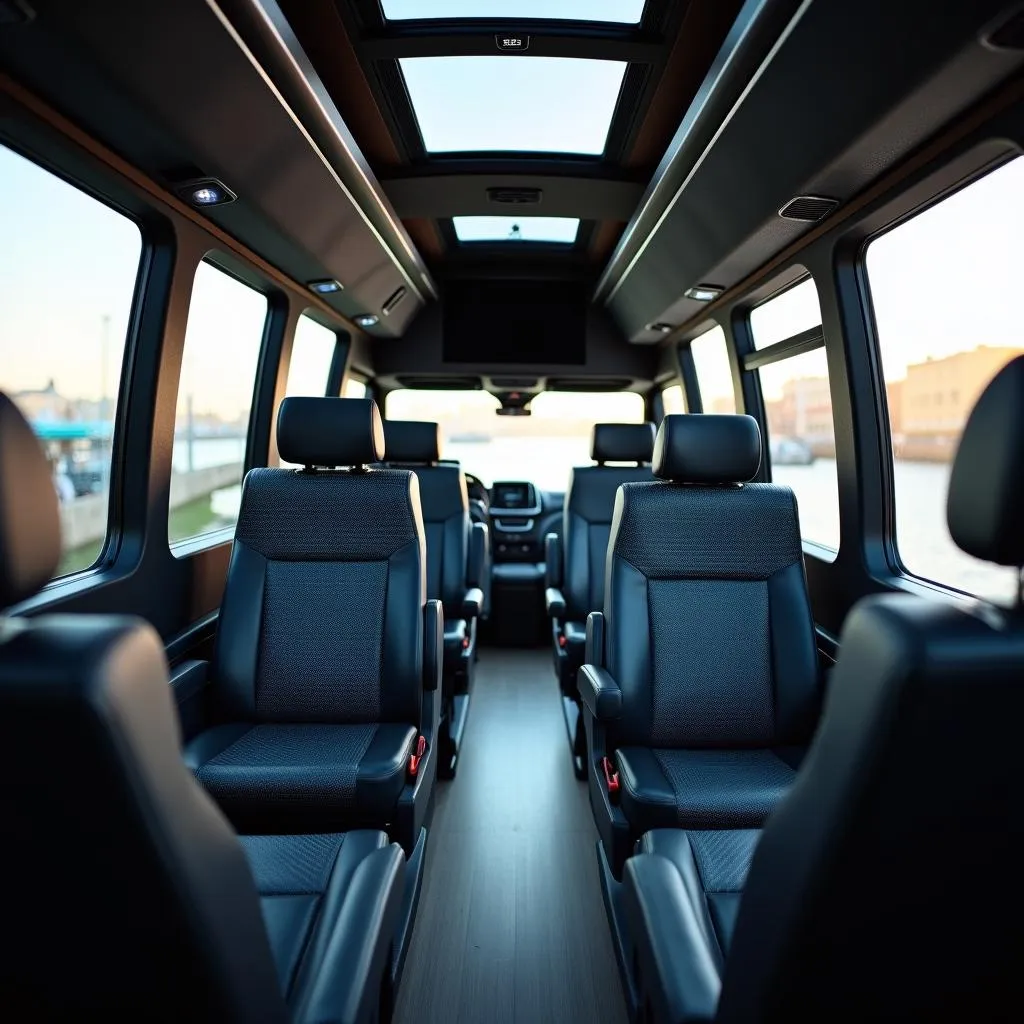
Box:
[308, 279, 342, 295]
[645, 322, 673, 334]
[355, 314, 379, 328]
[684, 284, 724, 302]
[175, 177, 237, 208]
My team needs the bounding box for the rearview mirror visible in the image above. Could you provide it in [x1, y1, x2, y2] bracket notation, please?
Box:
[494, 390, 534, 416]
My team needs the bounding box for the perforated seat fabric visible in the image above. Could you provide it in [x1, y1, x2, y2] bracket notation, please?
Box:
[185, 723, 417, 832]
[616, 748, 797, 831]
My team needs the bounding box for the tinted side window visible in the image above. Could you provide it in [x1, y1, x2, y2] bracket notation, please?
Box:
[688, 326, 736, 414]
[0, 144, 141, 580]
[866, 156, 1024, 603]
[285, 314, 337, 398]
[169, 261, 267, 547]
[661, 383, 685, 415]
[750, 277, 839, 553]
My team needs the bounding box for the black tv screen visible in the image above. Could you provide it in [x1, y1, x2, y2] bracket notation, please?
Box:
[442, 280, 587, 365]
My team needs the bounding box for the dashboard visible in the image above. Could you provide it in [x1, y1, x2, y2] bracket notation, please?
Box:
[487, 481, 561, 562]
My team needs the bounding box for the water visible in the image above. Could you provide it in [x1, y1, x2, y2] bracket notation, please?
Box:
[171, 436, 246, 473]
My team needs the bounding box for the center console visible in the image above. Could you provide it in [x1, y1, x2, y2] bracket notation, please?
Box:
[489, 481, 544, 561]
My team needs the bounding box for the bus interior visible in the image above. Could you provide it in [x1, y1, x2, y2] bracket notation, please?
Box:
[1, 0, 1022, 1021]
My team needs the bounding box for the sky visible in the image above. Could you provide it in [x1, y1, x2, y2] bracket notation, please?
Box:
[400, 56, 626, 154]
[380, 0, 645, 24]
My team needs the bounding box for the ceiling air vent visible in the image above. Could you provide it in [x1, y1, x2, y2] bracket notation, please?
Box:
[381, 286, 407, 316]
[490, 377, 539, 389]
[547, 377, 633, 392]
[396, 376, 481, 390]
[778, 195, 839, 223]
[487, 187, 543, 206]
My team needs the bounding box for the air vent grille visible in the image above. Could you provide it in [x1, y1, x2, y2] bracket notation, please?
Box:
[490, 376, 539, 388]
[778, 195, 839, 223]
[382, 286, 407, 316]
[547, 377, 633, 392]
[396, 375, 480, 390]
[487, 187, 542, 206]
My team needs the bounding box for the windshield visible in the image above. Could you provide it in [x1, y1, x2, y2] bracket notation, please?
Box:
[385, 389, 645, 491]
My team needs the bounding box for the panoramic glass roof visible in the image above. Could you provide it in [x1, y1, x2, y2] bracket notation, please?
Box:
[452, 216, 580, 243]
[381, 1, 647, 23]
[399, 56, 627, 155]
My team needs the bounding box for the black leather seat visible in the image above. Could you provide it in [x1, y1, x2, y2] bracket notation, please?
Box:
[545, 421, 655, 775]
[579, 414, 818, 877]
[185, 398, 442, 852]
[0, 393, 406, 1023]
[382, 419, 487, 778]
[621, 358, 1024, 1023]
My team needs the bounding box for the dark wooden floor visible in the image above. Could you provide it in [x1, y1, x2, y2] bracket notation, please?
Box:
[393, 648, 629, 1024]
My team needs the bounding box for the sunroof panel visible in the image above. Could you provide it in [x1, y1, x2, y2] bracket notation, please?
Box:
[400, 56, 627, 155]
[452, 216, 580, 243]
[382, 1, 646, 24]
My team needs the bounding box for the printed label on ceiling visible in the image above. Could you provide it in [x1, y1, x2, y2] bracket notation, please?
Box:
[495, 34, 530, 51]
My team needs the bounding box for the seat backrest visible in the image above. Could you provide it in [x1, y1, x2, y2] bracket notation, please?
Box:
[604, 414, 818, 750]
[383, 419, 470, 611]
[563, 422, 655, 621]
[212, 397, 426, 727]
[720, 356, 1024, 1022]
[0, 393, 285, 1021]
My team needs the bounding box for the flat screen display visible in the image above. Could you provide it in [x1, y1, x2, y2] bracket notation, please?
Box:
[442, 280, 587, 365]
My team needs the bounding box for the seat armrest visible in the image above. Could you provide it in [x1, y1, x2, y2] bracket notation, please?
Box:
[467, 521, 489, 589]
[545, 587, 566, 618]
[622, 854, 722, 1024]
[544, 533, 562, 588]
[586, 611, 605, 666]
[424, 600, 442, 692]
[578, 664, 622, 722]
[461, 587, 484, 620]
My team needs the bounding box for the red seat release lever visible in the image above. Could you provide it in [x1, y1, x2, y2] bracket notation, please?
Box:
[408, 735, 427, 779]
[602, 756, 620, 801]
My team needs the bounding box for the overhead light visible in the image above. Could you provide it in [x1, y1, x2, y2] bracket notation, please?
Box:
[684, 284, 724, 302]
[175, 177, 237, 209]
[308, 279, 342, 295]
[645, 322, 673, 334]
[355, 314, 379, 328]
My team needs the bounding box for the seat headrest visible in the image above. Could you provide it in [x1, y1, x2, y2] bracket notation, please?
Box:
[946, 355, 1024, 567]
[383, 420, 441, 464]
[0, 393, 61, 607]
[653, 414, 762, 483]
[592, 422, 656, 464]
[276, 396, 384, 467]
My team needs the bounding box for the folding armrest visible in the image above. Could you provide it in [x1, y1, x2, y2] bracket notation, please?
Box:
[461, 587, 484, 620]
[423, 599, 443, 692]
[467, 521, 489, 589]
[586, 610, 605, 666]
[623, 854, 722, 1024]
[544, 532, 562, 588]
[545, 587, 566, 618]
[578, 664, 622, 722]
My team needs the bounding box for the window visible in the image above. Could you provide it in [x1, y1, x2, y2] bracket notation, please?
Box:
[688, 326, 736, 414]
[452, 216, 580, 244]
[284, 314, 336, 398]
[169, 261, 267, 547]
[661, 383, 686, 415]
[0, 144, 141, 581]
[749, 277, 821, 349]
[750, 277, 839, 553]
[399, 56, 627, 155]
[342, 377, 368, 399]
[865, 156, 1024, 604]
[386, 389, 644, 490]
[381, 1, 646, 23]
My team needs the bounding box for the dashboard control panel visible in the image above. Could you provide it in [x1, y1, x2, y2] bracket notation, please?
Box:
[488, 481, 546, 561]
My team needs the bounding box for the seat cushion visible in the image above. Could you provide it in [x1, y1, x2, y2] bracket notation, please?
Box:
[616, 747, 796, 831]
[638, 829, 760, 961]
[240, 830, 404, 1019]
[185, 722, 417, 832]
